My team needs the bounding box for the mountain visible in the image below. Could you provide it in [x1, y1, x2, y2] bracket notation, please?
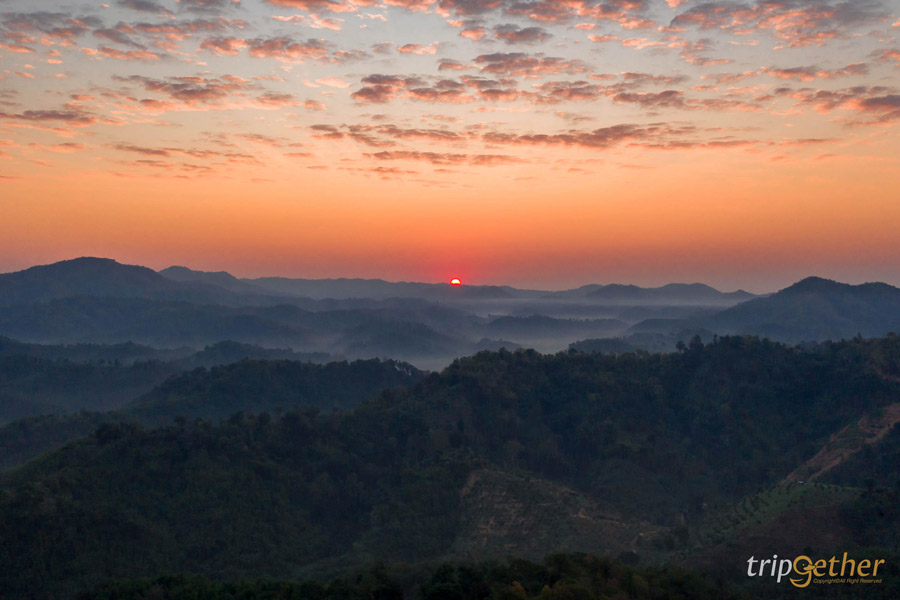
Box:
[484, 315, 626, 342]
[2, 336, 899, 598]
[709, 276, 900, 341]
[0, 296, 312, 346]
[0, 257, 284, 308]
[0, 354, 181, 425]
[0, 335, 190, 364]
[126, 357, 425, 425]
[0, 355, 423, 472]
[159, 265, 276, 296]
[585, 282, 754, 304]
[246, 276, 520, 301]
[7, 259, 900, 363]
[76, 553, 745, 600]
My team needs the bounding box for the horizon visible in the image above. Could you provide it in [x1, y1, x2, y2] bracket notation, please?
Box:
[1, 0, 898, 294]
[2, 254, 898, 296]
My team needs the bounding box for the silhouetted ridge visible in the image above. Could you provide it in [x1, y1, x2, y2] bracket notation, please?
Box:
[780, 276, 898, 296]
[0, 257, 169, 305]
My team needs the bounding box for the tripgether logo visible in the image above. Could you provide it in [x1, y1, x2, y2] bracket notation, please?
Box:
[747, 553, 886, 587]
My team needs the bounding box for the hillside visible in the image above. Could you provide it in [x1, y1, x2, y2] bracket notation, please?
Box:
[710, 277, 900, 342]
[2, 336, 899, 598]
[0, 356, 424, 471]
[0, 257, 280, 308]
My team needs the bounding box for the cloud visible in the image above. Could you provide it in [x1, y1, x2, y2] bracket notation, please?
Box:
[777, 84, 900, 122]
[460, 25, 489, 40]
[177, 0, 241, 14]
[310, 122, 468, 148]
[761, 62, 867, 81]
[351, 74, 417, 103]
[438, 59, 476, 70]
[481, 123, 689, 149]
[114, 143, 171, 156]
[397, 42, 440, 55]
[1, 11, 100, 42]
[83, 47, 165, 61]
[621, 72, 690, 87]
[760, 66, 819, 82]
[533, 80, 604, 103]
[873, 48, 900, 64]
[265, 0, 357, 13]
[114, 74, 301, 112]
[474, 52, 588, 77]
[200, 36, 248, 55]
[0, 41, 36, 53]
[93, 26, 144, 48]
[436, 0, 504, 17]
[492, 23, 552, 44]
[28, 142, 86, 153]
[246, 37, 331, 62]
[273, 14, 344, 30]
[679, 38, 732, 66]
[671, 0, 891, 47]
[0, 108, 98, 127]
[200, 35, 360, 63]
[407, 79, 474, 103]
[607, 89, 687, 109]
[847, 94, 900, 122]
[120, 18, 247, 48]
[701, 71, 757, 84]
[124, 75, 244, 104]
[587, 34, 618, 43]
[117, 0, 175, 16]
[479, 122, 766, 151]
[504, 0, 581, 24]
[316, 77, 351, 88]
[364, 149, 520, 166]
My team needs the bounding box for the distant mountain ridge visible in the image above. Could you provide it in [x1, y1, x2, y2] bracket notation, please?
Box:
[0, 258, 756, 305]
[708, 276, 900, 341]
[6, 258, 900, 361]
[585, 282, 755, 304]
[0, 257, 282, 307]
[154, 262, 754, 303]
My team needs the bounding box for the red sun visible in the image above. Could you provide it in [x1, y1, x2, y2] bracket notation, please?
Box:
[450, 278, 462, 286]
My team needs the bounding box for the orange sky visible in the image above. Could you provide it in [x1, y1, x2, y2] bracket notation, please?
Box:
[1, 0, 899, 292]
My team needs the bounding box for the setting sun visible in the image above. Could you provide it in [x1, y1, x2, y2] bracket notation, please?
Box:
[450, 278, 462, 286]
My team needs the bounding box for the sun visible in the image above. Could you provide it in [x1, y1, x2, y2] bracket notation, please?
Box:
[450, 278, 462, 286]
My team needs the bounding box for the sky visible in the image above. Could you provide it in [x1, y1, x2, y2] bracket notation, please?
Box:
[0, 0, 898, 292]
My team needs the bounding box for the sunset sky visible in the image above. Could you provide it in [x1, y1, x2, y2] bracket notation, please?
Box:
[1, 0, 898, 292]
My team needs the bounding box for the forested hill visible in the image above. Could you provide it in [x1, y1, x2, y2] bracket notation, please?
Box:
[126, 358, 426, 425]
[1, 336, 899, 598]
[0, 357, 426, 470]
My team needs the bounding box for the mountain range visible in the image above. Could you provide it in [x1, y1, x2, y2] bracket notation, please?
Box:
[2, 258, 898, 370]
[2, 257, 900, 598]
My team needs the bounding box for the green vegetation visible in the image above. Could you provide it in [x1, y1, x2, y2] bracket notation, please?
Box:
[0, 357, 424, 471]
[692, 483, 861, 548]
[0, 354, 179, 424]
[76, 554, 742, 600]
[2, 336, 900, 598]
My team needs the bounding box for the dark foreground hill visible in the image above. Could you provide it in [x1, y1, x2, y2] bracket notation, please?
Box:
[0, 354, 181, 425]
[76, 553, 745, 600]
[0, 338, 339, 427]
[0, 356, 425, 471]
[2, 336, 900, 598]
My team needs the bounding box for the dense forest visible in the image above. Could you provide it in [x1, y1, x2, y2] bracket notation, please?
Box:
[1, 335, 899, 598]
[75, 553, 745, 600]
